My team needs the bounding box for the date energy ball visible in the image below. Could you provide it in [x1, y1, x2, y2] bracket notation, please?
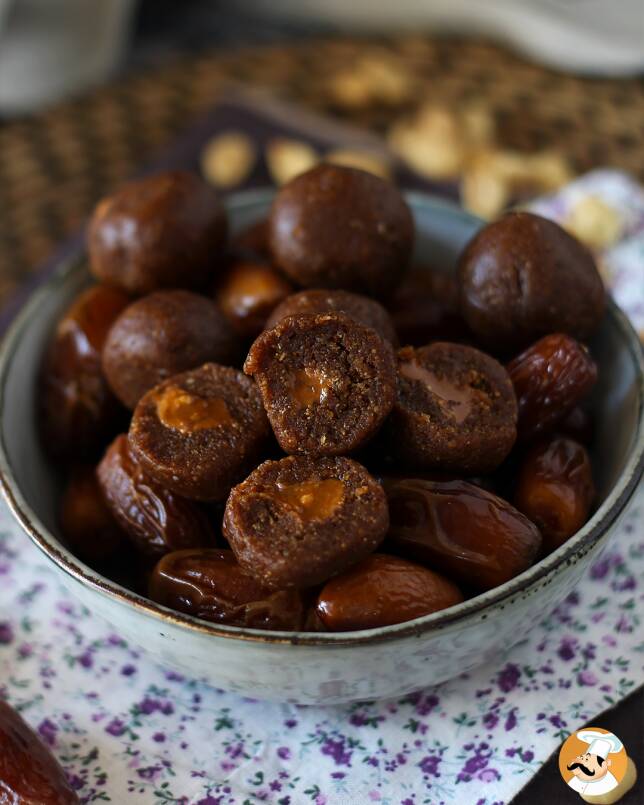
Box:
[268, 164, 414, 298]
[458, 212, 605, 350]
[88, 171, 227, 295]
[102, 290, 240, 409]
[223, 455, 389, 589]
[386, 342, 517, 473]
[129, 363, 271, 501]
[245, 313, 397, 456]
[265, 288, 398, 345]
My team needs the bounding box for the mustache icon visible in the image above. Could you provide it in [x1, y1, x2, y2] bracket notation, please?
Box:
[567, 762, 596, 776]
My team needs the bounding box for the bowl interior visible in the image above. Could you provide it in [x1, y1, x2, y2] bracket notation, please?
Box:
[0, 189, 642, 636]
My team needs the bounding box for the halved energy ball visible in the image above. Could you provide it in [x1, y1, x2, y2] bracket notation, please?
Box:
[386, 342, 517, 474]
[128, 363, 270, 501]
[223, 455, 388, 589]
[244, 312, 396, 456]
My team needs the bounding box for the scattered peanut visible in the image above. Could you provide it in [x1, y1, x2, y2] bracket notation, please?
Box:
[265, 138, 318, 185]
[201, 131, 256, 189]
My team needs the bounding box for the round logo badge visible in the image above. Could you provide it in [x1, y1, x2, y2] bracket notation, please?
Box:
[558, 727, 634, 800]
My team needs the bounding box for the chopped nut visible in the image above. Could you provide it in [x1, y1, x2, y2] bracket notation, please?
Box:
[265, 138, 318, 185]
[388, 105, 467, 179]
[325, 148, 391, 180]
[565, 195, 623, 250]
[325, 51, 415, 109]
[201, 131, 256, 189]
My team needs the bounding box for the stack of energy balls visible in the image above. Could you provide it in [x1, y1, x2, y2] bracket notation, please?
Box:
[41, 165, 605, 632]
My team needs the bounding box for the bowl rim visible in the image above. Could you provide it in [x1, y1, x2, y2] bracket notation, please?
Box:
[0, 188, 642, 648]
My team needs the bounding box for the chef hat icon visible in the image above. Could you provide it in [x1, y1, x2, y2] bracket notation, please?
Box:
[576, 729, 623, 760]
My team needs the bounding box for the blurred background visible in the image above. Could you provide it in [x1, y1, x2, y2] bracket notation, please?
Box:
[0, 0, 642, 306]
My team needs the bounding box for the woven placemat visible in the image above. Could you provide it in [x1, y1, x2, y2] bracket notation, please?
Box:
[0, 36, 642, 303]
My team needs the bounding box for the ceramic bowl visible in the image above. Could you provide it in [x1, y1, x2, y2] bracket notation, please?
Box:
[0, 190, 642, 705]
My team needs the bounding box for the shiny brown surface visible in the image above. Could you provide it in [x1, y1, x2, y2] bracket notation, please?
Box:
[515, 436, 595, 554]
[215, 260, 293, 339]
[88, 171, 227, 295]
[316, 554, 464, 631]
[38, 284, 130, 459]
[274, 478, 344, 522]
[399, 360, 473, 424]
[149, 548, 304, 630]
[155, 385, 233, 433]
[102, 289, 239, 410]
[59, 466, 124, 564]
[0, 699, 79, 804]
[458, 212, 606, 350]
[97, 435, 215, 559]
[268, 164, 414, 298]
[507, 334, 597, 441]
[384, 478, 542, 590]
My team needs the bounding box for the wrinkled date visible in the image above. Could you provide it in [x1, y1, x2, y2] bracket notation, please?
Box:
[39, 284, 130, 458]
[384, 478, 542, 590]
[59, 466, 124, 564]
[507, 333, 597, 440]
[149, 548, 304, 630]
[316, 554, 463, 631]
[0, 699, 79, 804]
[514, 436, 595, 554]
[97, 435, 215, 559]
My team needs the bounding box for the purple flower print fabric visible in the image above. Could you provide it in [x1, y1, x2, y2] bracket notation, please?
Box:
[0, 487, 641, 805]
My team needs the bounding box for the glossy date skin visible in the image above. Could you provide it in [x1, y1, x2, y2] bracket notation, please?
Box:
[97, 435, 215, 559]
[215, 260, 293, 339]
[0, 700, 79, 804]
[515, 436, 595, 554]
[507, 333, 597, 441]
[149, 548, 304, 630]
[39, 284, 130, 459]
[384, 478, 542, 590]
[316, 554, 463, 631]
[59, 466, 124, 564]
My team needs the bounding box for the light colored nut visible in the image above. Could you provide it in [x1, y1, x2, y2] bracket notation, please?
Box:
[325, 52, 414, 108]
[461, 103, 496, 147]
[461, 151, 512, 219]
[201, 131, 256, 189]
[265, 139, 318, 185]
[565, 195, 623, 250]
[388, 114, 466, 179]
[526, 152, 573, 190]
[325, 148, 391, 180]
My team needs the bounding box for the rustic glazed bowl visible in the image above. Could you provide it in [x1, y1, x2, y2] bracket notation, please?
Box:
[0, 190, 642, 704]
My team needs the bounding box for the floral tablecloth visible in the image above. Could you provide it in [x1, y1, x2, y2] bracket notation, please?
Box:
[0, 169, 642, 805]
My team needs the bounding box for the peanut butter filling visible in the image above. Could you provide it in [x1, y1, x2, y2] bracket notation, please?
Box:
[291, 367, 332, 406]
[274, 478, 344, 521]
[400, 361, 473, 423]
[156, 385, 233, 434]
